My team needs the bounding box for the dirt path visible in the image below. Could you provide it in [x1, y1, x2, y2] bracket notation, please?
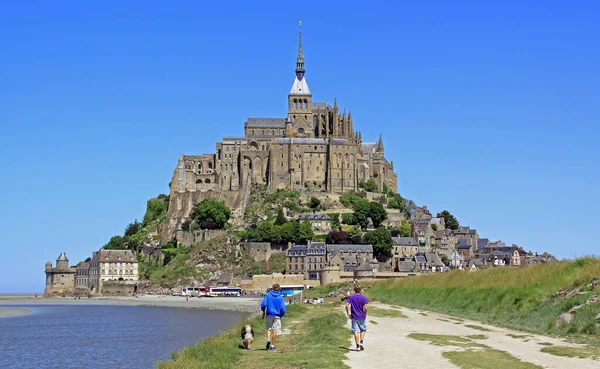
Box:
[343, 302, 599, 369]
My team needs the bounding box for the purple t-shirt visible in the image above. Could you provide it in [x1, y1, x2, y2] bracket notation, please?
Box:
[347, 293, 368, 320]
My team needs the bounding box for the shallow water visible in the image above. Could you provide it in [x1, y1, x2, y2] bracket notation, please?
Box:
[0, 304, 245, 369]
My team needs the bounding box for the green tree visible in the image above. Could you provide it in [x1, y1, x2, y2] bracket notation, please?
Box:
[436, 210, 459, 230]
[341, 213, 356, 225]
[190, 198, 231, 229]
[309, 196, 321, 209]
[352, 198, 371, 230]
[347, 227, 363, 244]
[274, 207, 287, 225]
[339, 191, 364, 207]
[382, 183, 389, 194]
[104, 235, 125, 250]
[328, 213, 340, 228]
[369, 201, 388, 228]
[362, 227, 393, 257]
[298, 219, 314, 243]
[124, 219, 141, 237]
[399, 219, 411, 237]
[142, 196, 169, 227]
[180, 219, 191, 231]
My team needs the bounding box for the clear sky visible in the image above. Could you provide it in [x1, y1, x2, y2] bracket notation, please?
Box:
[1, 1, 598, 292]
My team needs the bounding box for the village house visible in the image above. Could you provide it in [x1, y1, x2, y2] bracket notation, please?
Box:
[285, 241, 326, 280]
[326, 244, 374, 272]
[410, 206, 432, 222]
[298, 213, 332, 233]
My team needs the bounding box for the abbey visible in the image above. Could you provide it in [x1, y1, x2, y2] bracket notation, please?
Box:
[166, 25, 397, 231]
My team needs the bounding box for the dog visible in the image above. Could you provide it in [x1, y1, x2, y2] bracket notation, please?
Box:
[241, 324, 254, 350]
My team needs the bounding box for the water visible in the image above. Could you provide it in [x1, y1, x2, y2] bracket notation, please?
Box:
[0, 305, 246, 369]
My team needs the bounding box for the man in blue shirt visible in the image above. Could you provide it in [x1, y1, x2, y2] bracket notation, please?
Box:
[261, 284, 286, 350]
[345, 285, 369, 351]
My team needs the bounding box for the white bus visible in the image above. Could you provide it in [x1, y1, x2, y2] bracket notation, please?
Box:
[206, 286, 242, 297]
[181, 287, 205, 297]
[267, 285, 314, 296]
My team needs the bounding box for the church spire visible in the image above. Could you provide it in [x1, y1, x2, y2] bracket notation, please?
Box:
[296, 20, 305, 80]
[376, 134, 384, 153]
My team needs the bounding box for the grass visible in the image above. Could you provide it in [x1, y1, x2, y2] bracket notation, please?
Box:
[437, 318, 452, 323]
[157, 302, 352, 369]
[368, 306, 407, 318]
[466, 324, 492, 332]
[540, 346, 600, 359]
[409, 333, 544, 368]
[507, 334, 532, 339]
[538, 342, 553, 346]
[443, 349, 544, 369]
[363, 257, 600, 344]
[466, 335, 488, 340]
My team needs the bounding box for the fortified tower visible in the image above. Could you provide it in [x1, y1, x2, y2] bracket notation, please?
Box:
[44, 252, 76, 297]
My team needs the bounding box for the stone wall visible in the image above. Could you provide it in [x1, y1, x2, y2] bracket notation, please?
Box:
[249, 273, 319, 292]
[176, 229, 227, 246]
[101, 282, 137, 296]
[245, 242, 290, 263]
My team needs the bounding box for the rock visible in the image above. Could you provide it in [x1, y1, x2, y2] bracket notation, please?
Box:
[556, 313, 573, 327]
[586, 295, 599, 304]
[596, 313, 600, 324]
[568, 304, 585, 314]
[540, 296, 548, 302]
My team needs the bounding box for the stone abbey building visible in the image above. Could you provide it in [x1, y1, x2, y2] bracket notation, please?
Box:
[166, 25, 397, 234]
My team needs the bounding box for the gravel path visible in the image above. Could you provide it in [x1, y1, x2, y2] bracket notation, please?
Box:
[343, 302, 599, 369]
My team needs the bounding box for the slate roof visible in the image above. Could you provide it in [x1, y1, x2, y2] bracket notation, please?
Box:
[98, 249, 136, 263]
[398, 260, 416, 272]
[290, 76, 311, 94]
[299, 214, 332, 221]
[327, 244, 373, 253]
[312, 102, 330, 110]
[57, 252, 68, 262]
[470, 259, 485, 268]
[392, 237, 418, 246]
[362, 142, 377, 153]
[274, 137, 329, 145]
[430, 218, 442, 225]
[425, 252, 444, 267]
[477, 238, 489, 249]
[355, 260, 373, 272]
[415, 255, 427, 264]
[457, 239, 471, 249]
[76, 261, 89, 269]
[287, 244, 308, 256]
[244, 118, 286, 128]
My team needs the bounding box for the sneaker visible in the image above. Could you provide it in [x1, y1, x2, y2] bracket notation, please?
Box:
[356, 345, 360, 351]
[359, 343, 364, 351]
[265, 340, 271, 350]
[270, 345, 276, 350]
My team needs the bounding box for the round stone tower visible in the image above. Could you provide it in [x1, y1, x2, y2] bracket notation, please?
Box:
[56, 252, 69, 269]
[320, 265, 341, 286]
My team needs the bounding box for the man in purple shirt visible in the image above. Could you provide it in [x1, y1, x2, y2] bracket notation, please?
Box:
[345, 285, 369, 351]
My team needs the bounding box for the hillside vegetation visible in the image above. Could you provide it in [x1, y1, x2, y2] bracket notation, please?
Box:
[364, 257, 600, 343]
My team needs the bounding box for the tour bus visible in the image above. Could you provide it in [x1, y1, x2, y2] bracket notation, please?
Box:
[205, 286, 242, 297]
[267, 285, 314, 296]
[181, 287, 206, 297]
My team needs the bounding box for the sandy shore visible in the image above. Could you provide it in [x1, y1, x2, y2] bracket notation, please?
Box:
[0, 295, 262, 315]
[0, 307, 32, 317]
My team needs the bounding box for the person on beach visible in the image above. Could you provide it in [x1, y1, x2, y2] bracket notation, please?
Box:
[345, 285, 368, 351]
[261, 283, 286, 351]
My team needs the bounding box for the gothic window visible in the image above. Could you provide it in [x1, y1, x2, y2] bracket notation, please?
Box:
[208, 162, 213, 169]
[198, 163, 202, 171]
[298, 128, 304, 134]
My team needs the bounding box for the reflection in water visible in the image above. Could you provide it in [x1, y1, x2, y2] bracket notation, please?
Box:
[0, 305, 245, 369]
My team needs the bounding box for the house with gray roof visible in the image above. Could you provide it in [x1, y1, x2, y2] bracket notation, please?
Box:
[286, 241, 326, 280]
[298, 213, 332, 233]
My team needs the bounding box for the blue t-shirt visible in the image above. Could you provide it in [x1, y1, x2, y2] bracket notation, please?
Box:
[347, 293, 368, 320]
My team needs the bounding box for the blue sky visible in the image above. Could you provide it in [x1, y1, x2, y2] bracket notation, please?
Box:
[1, 1, 598, 292]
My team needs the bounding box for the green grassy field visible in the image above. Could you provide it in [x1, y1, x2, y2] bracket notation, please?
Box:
[363, 257, 600, 344]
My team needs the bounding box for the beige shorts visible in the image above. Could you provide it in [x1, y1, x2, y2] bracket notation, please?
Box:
[265, 316, 281, 333]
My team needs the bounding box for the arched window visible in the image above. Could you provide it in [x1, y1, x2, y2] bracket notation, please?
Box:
[208, 162, 213, 169]
[198, 163, 202, 171]
[205, 178, 211, 183]
[298, 128, 304, 134]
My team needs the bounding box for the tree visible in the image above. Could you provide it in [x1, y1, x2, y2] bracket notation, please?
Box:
[369, 201, 388, 228]
[362, 227, 393, 257]
[341, 213, 356, 225]
[399, 219, 411, 237]
[326, 229, 348, 244]
[352, 198, 371, 230]
[339, 191, 364, 208]
[347, 227, 363, 244]
[436, 210, 459, 230]
[358, 179, 379, 192]
[180, 219, 191, 231]
[298, 219, 314, 243]
[328, 213, 340, 228]
[309, 197, 321, 209]
[104, 235, 125, 250]
[274, 207, 287, 225]
[124, 219, 141, 237]
[190, 198, 231, 229]
[382, 183, 389, 194]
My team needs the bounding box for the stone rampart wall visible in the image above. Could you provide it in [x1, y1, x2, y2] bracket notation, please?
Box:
[176, 229, 227, 246]
[245, 242, 290, 262]
[248, 273, 320, 292]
